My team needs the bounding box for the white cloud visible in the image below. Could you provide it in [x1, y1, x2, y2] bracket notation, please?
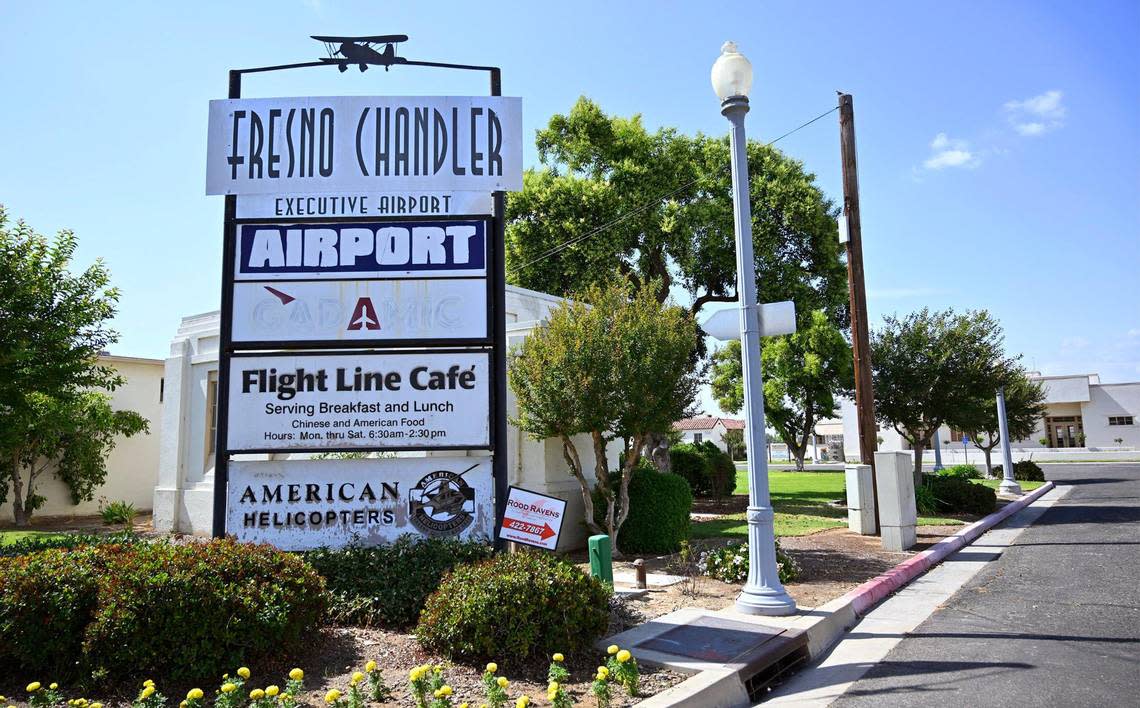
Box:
[922, 132, 980, 170]
[1127, 328, 1140, 337]
[1004, 90, 1066, 136]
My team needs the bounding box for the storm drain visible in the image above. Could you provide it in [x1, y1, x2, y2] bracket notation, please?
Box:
[636, 615, 809, 702]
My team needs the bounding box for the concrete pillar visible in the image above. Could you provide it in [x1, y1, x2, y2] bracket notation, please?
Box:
[875, 451, 917, 551]
[845, 464, 877, 535]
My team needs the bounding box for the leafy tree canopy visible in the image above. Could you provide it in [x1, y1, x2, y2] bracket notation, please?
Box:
[508, 280, 699, 553]
[0, 206, 148, 525]
[506, 97, 849, 325]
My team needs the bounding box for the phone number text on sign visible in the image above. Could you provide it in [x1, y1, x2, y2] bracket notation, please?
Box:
[226, 350, 490, 452]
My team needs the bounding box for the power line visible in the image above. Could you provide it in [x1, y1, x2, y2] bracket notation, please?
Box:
[507, 104, 840, 275]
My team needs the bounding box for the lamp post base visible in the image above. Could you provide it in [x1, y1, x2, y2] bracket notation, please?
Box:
[999, 478, 1023, 496]
[735, 585, 798, 616]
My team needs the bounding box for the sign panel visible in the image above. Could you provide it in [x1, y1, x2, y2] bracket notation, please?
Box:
[227, 457, 494, 550]
[232, 279, 488, 344]
[235, 220, 486, 280]
[499, 486, 567, 550]
[207, 95, 523, 194]
[236, 191, 492, 219]
[227, 350, 491, 452]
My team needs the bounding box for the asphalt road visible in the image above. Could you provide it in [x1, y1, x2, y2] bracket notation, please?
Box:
[832, 463, 1140, 708]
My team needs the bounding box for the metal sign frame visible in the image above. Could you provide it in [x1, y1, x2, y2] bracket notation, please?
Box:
[211, 58, 510, 551]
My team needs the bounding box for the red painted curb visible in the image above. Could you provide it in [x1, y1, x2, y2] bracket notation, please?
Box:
[839, 481, 1056, 616]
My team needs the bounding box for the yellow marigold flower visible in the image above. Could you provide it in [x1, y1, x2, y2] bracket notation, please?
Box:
[607, 644, 619, 655]
[496, 676, 509, 689]
[460, 704, 469, 708]
[237, 667, 251, 680]
[597, 666, 609, 677]
[179, 702, 187, 708]
[91, 704, 104, 708]
[351, 672, 365, 685]
[365, 660, 377, 673]
[617, 649, 633, 662]
[515, 696, 530, 708]
[440, 686, 452, 697]
[187, 689, 204, 701]
[221, 684, 237, 694]
[249, 689, 265, 700]
[324, 689, 341, 704]
[595, 672, 606, 682]
[141, 686, 156, 699]
[485, 662, 498, 674]
[50, 684, 60, 691]
[552, 652, 564, 662]
[144, 680, 155, 688]
[265, 686, 279, 698]
[289, 669, 304, 681]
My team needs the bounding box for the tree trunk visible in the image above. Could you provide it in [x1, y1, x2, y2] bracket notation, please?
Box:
[10, 455, 29, 527]
[981, 446, 994, 477]
[561, 436, 605, 537]
[912, 441, 926, 489]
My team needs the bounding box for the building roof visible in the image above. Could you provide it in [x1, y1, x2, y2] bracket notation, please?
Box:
[673, 416, 745, 431]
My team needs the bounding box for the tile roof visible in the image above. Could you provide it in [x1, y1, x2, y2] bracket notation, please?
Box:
[673, 416, 746, 431]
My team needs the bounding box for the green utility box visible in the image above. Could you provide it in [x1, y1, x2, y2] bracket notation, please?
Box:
[588, 534, 613, 584]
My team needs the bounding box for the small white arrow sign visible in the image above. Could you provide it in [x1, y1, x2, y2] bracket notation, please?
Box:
[700, 300, 797, 342]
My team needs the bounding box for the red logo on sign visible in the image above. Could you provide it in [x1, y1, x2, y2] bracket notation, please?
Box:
[347, 297, 381, 330]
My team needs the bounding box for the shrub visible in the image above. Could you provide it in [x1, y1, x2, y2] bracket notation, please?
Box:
[303, 535, 492, 628]
[0, 539, 327, 684]
[668, 443, 710, 495]
[0, 530, 138, 559]
[991, 460, 1047, 482]
[696, 441, 738, 499]
[417, 550, 611, 665]
[922, 475, 996, 516]
[593, 462, 691, 554]
[938, 464, 982, 480]
[698, 541, 799, 584]
[915, 484, 938, 516]
[98, 498, 137, 526]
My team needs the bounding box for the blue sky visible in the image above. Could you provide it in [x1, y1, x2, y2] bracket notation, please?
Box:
[2, 1, 1138, 413]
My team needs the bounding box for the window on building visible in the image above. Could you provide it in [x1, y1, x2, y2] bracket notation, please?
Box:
[949, 429, 964, 443]
[159, 377, 165, 403]
[1108, 416, 1134, 426]
[205, 372, 218, 458]
[694, 433, 703, 443]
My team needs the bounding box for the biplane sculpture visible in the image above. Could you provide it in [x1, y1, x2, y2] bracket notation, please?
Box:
[312, 34, 409, 72]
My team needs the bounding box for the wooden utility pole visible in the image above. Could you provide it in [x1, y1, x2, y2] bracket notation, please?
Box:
[838, 93, 880, 523]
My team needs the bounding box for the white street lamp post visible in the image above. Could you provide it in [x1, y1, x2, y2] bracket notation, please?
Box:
[711, 41, 797, 616]
[996, 386, 1022, 495]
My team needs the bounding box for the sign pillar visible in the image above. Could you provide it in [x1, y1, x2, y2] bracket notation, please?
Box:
[490, 68, 510, 550]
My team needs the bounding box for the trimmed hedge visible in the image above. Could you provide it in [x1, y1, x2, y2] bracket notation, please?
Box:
[696, 440, 738, 499]
[922, 474, 997, 516]
[0, 539, 327, 684]
[303, 535, 492, 628]
[593, 462, 692, 554]
[416, 550, 611, 665]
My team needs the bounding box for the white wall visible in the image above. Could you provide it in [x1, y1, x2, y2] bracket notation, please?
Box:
[1082, 383, 1140, 447]
[1, 356, 164, 520]
[677, 423, 729, 452]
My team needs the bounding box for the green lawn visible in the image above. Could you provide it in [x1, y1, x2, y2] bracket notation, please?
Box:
[0, 529, 67, 545]
[975, 479, 1045, 492]
[693, 469, 963, 540]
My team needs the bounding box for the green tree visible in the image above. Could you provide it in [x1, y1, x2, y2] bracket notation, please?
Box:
[870, 308, 1014, 483]
[710, 310, 853, 470]
[722, 427, 746, 461]
[508, 281, 699, 554]
[506, 97, 848, 322]
[959, 368, 1047, 477]
[0, 206, 148, 525]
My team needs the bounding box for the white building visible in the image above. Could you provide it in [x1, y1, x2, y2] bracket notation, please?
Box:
[672, 416, 744, 453]
[151, 285, 618, 551]
[830, 371, 1140, 464]
[0, 354, 165, 521]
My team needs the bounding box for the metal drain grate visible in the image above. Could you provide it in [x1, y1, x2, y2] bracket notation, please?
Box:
[742, 641, 811, 702]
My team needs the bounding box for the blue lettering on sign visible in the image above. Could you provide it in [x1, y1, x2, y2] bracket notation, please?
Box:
[237, 220, 486, 277]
